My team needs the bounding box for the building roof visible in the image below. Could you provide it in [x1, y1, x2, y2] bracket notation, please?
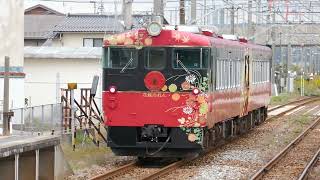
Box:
[24, 15, 65, 39]
[53, 14, 124, 33]
[24, 46, 102, 59]
[25, 4, 64, 16]
[53, 14, 169, 33]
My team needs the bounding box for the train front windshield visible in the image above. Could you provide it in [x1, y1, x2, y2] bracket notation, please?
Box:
[103, 47, 210, 91]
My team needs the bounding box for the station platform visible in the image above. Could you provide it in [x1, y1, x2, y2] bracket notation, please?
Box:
[0, 135, 60, 158]
[0, 135, 62, 180]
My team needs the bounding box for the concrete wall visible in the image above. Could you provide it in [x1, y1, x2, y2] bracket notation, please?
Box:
[52, 33, 104, 47]
[0, 0, 24, 109]
[24, 58, 102, 106]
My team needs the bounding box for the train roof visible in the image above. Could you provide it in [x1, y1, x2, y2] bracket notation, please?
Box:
[103, 28, 271, 52]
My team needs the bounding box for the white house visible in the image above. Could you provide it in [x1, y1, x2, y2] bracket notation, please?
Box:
[24, 47, 102, 106]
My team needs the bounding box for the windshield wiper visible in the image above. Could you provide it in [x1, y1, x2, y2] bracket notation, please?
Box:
[176, 53, 190, 74]
[120, 52, 134, 73]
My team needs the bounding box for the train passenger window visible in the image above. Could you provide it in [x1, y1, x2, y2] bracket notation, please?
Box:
[107, 48, 138, 69]
[144, 48, 165, 69]
[173, 48, 209, 69]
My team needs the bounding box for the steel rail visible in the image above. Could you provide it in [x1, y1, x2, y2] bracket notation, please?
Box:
[250, 116, 320, 180]
[90, 161, 137, 180]
[267, 97, 312, 112]
[298, 147, 320, 180]
[266, 98, 320, 121]
[141, 157, 197, 180]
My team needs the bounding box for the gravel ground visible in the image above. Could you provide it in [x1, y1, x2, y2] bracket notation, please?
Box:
[262, 121, 320, 179]
[309, 159, 320, 179]
[67, 153, 135, 180]
[110, 166, 160, 180]
[161, 103, 319, 180]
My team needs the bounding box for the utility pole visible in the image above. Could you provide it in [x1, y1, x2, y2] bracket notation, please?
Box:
[3, 56, 10, 136]
[179, 0, 185, 25]
[153, 0, 164, 24]
[204, 0, 207, 25]
[122, 0, 133, 30]
[257, 0, 261, 24]
[248, 0, 253, 39]
[270, 0, 277, 94]
[220, 1, 225, 26]
[97, 0, 105, 14]
[191, 0, 197, 25]
[231, 5, 235, 35]
[287, 39, 292, 92]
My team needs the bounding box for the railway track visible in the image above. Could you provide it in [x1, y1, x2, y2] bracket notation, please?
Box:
[90, 97, 320, 180]
[267, 97, 312, 112]
[298, 147, 320, 180]
[266, 97, 320, 121]
[90, 162, 137, 180]
[250, 116, 320, 180]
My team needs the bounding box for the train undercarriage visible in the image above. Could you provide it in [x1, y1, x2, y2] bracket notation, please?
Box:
[107, 106, 268, 158]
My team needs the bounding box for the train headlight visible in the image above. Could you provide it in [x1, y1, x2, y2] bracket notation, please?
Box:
[109, 86, 117, 94]
[192, 88, 200, 95]
[147, 22, 162, 36]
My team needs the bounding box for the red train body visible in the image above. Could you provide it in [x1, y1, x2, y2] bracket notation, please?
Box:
[102, 26, 272, 157]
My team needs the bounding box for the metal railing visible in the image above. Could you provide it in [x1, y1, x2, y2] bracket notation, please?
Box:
[0, 103, 62, 135]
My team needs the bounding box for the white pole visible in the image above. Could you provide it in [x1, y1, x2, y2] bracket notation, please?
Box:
[56, 72, 60, 104]
[71, 89, 75, 150]
[302, 71, 305, 96]
[300, 72, 303, 96]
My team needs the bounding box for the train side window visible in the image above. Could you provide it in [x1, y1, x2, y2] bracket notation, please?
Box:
[173, 48, 209, 69]
[253, 61, 256, 84]
[144, 48, 166, 69]
[216, 60, 220, 90]
[107, 48, 138, 69]
[220, 60, 224, 89]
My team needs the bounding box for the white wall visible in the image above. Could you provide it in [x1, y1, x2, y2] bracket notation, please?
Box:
[0, 78, 25, 109]
[52, 33, 104, 47]
[0, 0, 24, 109]
[24, 58, 102, 106]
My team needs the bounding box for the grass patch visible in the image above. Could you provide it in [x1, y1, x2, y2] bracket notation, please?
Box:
[294, 75, 320, 96]
[61, 131, 112, 171]
[62, 142, 111, 170]
[270, 93, 300, 106]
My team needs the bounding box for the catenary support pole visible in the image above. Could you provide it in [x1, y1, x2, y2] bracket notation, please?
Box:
[287, 40, 292, 92]
[3, 56, 10, 136]
[153, 0, 164, 24]
[179, 0, 185, 25]
[248, 0, 253, 39]
[191, 0, 196, 24]
[231, 5, 235, 34]
[122, 0, 133, 30]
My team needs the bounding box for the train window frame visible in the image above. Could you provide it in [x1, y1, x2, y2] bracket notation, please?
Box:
[105, 47, 139, 69]
[216, 60, 220, 90]
[172, 47, 210, 70]
[236, 59, 241, 87]
[144, 48, 166, 70]
[216, 58, 227, 90]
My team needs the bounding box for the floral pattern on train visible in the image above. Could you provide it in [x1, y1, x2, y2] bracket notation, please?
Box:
[143, 70, 209, 144]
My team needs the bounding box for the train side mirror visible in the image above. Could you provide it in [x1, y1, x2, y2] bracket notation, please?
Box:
[91, 75, 99, 97]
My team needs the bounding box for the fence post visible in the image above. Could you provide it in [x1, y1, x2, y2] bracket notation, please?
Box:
[51, 104, 54, 132]
[31, 107, 34, 135]
[20, 108, 23, 135]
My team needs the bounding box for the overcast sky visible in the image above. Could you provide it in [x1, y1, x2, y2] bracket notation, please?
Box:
[24, 0, 180, 14]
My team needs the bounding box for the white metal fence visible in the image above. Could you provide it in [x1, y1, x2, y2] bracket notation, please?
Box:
[0, 103, 62, 135]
